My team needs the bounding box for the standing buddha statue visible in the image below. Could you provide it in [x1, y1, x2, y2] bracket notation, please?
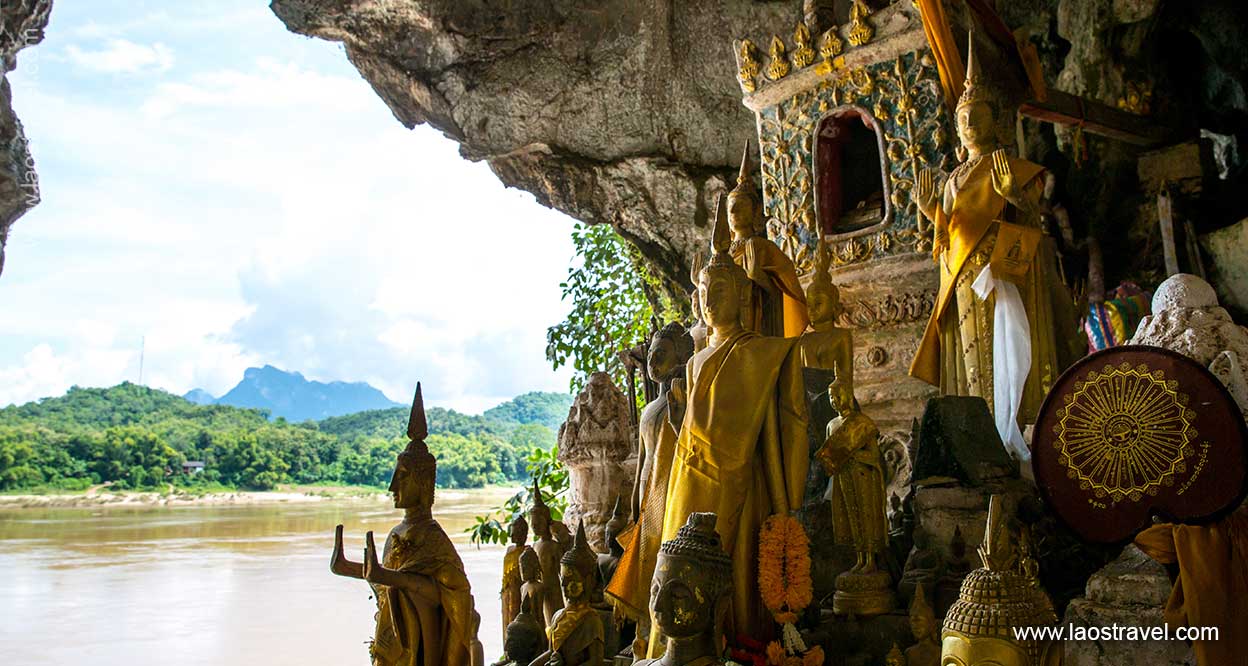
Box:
[530, 480, 565, 626]
[502, 515, 530, 641]
[519, 546, 548, 638]
[633, 512, 734, 666]
[528, 521, 606, 666]
[607, 321, 695, 624]
[728, 141, 809, 338]
[329, 383, 483, 666]
[910, 30, 1078, 459]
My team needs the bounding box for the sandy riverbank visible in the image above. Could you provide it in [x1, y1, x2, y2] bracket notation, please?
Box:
[0, 485, 389, 509]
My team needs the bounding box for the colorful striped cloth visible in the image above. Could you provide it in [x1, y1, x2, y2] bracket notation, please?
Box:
[1085, 282, 1151, 352]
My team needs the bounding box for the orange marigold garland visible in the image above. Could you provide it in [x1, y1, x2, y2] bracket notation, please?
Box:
[758, 515, 821, 665]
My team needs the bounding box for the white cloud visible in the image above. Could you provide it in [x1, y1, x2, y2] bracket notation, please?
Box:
[65, 39, 174, 74]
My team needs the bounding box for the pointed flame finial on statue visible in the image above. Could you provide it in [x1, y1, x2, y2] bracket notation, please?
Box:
[957, 27, 993, 111]
[711, 193, 731, 258]
[977, 494, 1015, 571]
[406, 382, 428, 442]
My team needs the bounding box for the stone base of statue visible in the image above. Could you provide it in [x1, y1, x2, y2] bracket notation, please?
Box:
[806, 609, 912, 666]
[831, 568, 894, 617]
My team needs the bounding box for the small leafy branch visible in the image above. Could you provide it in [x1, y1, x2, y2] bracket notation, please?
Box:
[467, 444, 569, 547]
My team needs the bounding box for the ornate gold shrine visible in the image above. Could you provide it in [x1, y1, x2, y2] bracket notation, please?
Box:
[1034, 346, 1248, 543]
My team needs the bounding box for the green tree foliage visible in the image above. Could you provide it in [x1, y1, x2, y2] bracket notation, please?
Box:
[482, 392, 573, 430]
[0, 383, 570, 493]
[468, 443, 570, 547]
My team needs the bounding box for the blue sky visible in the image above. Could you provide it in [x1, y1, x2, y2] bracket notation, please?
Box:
[0, 1, 577, 414]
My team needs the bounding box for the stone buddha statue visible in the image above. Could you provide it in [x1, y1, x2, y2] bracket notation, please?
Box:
[941, 496, 1060, 666]
[519, 546, 548, 637]
[505, 593, 547, 666]
[502, 515, 530, 640]
[910, 30, 1078, 459]
[905, 586, 939, 666]
[634, 512, 733, 666]
[607, 321, 695, 623]
[530, 480, 565, 626]
[647, 192, 810, 644]
[528, 521, 605, 666]
[728, 141, 809, 338]
[597, 495, 627, 596]
[329, 384, 483, 666]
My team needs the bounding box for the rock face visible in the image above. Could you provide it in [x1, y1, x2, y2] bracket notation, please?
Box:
[0, 0, 50, 278]
[556, 371, 635, 552]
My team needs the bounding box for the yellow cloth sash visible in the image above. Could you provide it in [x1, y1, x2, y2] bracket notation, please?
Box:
[547, 602, 594, 652]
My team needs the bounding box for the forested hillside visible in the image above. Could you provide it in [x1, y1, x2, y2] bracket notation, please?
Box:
[0, 383, 571, 492]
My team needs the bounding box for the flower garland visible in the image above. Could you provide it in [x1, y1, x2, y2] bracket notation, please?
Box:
[757, 515, 820, 666]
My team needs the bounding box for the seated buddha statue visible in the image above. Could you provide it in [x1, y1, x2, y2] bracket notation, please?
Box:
[527, 521, 605, 666]
[910, 29, 1078, 460]
[504, 594, 546, 666]
[634, 512, 734, 666]
[728, 141, 809, 338]
[797, 240, 852, 382]
[329, 384, 483, 666]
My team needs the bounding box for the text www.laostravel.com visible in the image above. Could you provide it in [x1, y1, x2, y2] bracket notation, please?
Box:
[1014, 623, 1220, 642]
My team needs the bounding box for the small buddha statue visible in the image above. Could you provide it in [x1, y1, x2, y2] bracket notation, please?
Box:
[634, 512, 733, 666]
[528, 521, 605, 666]
[530, 481, 566, 625]
[502, 515, 530, 640]
[519, 546, 548, 637]
[728, 141, 809, 337]
[897, 529, 941, 610]
[505, 593, 547, 666]
[885, 643, 906, 666]
[551, 520, 573, 555]
[941, 496, 1060, 666]
[607, 321, 695, 623]
[329, 383, 483, 666]
[819, 371, 892, 616]
[797, 240, 852, 383]
[904, 586, 939, 666]
[934, 525, 971, 617]
[597, 495, 627, 593]
[688, 250, 709, 354]
[910, 29, 1078, 458]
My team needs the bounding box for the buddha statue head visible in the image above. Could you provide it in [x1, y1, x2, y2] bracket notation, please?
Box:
[806, 240, 843, 327]
[529, 479, 552, 540]
[519, 545, 541, 583]
[909, 585, 937, 644]
[941, 496, 1058, 666]
[649, 512, 732, 641]
[551, 520, 573, 552]
[828, 366, 854, 416]
[954, 29, 1001, 157]
[604, 495, 628, 556]
[510, 514, 530, 548]
[699, 194, 751, 332]
[648, 321, 695, 384]
[390, 383, 437, 510]
[727, 142, 764, 239]
[559, 520, 598, 605]
[886, 643, 906, 666]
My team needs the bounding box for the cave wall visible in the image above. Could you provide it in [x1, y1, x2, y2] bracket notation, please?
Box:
[0, 0, 51, 278]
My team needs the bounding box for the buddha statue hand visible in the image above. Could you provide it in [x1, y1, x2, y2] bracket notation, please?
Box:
[362, 530, 387, 585]
[330, 524, 363, 579]
[915, 168, 940, 224]
[989, 149, 1020, 207]
[667, 377, 687, 430]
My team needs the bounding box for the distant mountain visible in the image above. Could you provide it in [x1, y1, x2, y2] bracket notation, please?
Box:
[483, 391, 573, 431]
[183, 388, 216, 405]
[214, 365, 403, 422]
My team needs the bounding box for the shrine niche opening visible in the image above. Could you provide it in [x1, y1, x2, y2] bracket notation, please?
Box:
[813, 106, 891, 238]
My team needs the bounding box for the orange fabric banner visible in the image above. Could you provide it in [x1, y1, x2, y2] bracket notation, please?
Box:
[916, 0, 965, 111]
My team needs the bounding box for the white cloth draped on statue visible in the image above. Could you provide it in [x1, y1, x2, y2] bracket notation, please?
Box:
[972, 265, 1032, 461]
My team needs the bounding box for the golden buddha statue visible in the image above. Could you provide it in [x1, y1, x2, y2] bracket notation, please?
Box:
[905, 586, 939, 666]
[329, 384, 483, 666]
[941, 496, 1059, 666]
[530, 480, 566, 626]
[886, 643, 906, 666]
[502, 515, 530, 641]
[607, 321, 695, 623]
[519, 546, 548, 638]
[688, 250, 710, 354]
[650, 192, 810, 643]
[819, 371, 892, 616]
[798, 240, 852, 383]
[528, 521, 606, 666]
[728, 142, 809, 338]
[634, 512, 734, 666]
[910, 30, 1078, 459]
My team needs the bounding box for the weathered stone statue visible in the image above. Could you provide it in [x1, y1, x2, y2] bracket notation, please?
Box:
[819, 372, 892, 616]
[688, 250, 709, 354]
[941, 496, 1059, 666]
[607, 321, 695, 622]
[528, 521, 605, 666]
[728, 141, 809, 338]
[905, 586, 939, 666]
[898, 529, 940, 609]
[530, 481, 565, 625]
[910, 30, 1078, 458]
[505, 593, 547, 666]
[634, 512, 733, 666]
[519, 546, 548, 637]
[502, 515, 529, 641]
[648, 192, 809, 641]
[551, 520, 573, 555]
[557, 372, 637, 552]
[596, 495, 627, 595]
[329, 384, 483, 666]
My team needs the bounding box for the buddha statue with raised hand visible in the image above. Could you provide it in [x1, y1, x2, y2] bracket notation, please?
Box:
[330, 383, 482, 666]
[527, 521, 605, 666]
[634, 512, 733, 666]
[909, 29, 1077, 459]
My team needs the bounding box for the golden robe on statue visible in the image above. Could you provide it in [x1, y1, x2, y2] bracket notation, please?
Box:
[371, 522, 476, 666]
[910, 155, 1077, 428]
[659, 328, 809, 641]
[732, 236, 810, 338]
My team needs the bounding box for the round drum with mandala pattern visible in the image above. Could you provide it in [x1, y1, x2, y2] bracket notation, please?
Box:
[1034, 346, 1248, 543]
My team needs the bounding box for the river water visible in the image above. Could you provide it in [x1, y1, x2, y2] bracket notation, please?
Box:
[0, 487, 516, 665]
